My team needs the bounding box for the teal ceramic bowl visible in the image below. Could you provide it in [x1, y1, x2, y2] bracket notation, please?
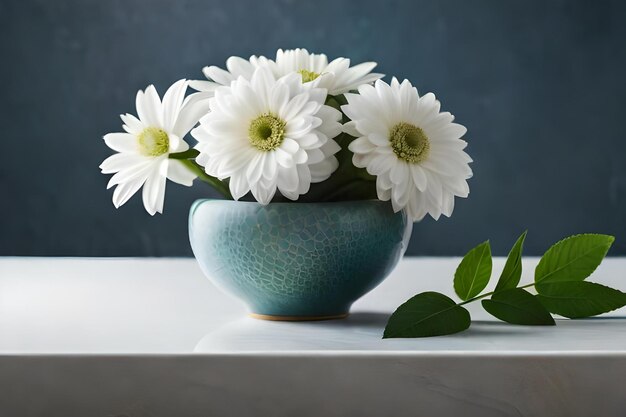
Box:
[189, 199, 412, 320]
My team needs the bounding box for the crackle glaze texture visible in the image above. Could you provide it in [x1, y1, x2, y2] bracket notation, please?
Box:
[189, 200, 412, 317]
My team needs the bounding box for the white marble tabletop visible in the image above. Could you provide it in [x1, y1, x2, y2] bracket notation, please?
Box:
[1, 257, 625, 416]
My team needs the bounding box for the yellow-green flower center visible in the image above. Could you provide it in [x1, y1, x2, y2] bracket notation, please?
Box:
[137, 127, 169, 157]
[389, 122, 430, 164]
[298, 69, 321, 83]
[248, 113, 286, 151]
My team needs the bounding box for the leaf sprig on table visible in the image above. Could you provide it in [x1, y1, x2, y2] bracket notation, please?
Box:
[383, 232, 626, 338]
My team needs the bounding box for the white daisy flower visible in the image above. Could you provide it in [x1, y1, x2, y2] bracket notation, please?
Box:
[191, 67, 342, 204]
[342, 78, 472, 221]
[188, 48, 383, 98]
[268, 48, 384, 95]
[188, 55, 272, 102]
[100, 79, 205, 215]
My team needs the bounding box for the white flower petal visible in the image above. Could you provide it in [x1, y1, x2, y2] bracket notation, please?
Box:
[285, 116, 316, 138]
[368, 132, 389, 147]
[250, 67, 275, 107]
[280, 92, 310, 121]
[306, 148, 325, 164]
[120, 113, 144, 135]
[309, 157, 338, 182]
[296, 133, 322, 149]
[376, 182, 391, 201]
[203, 65, 236, 86]
[293, 148, 308, 164]
[390, 161, 409, 185]
[321, 138, 341, 156]
[425, 171, 444, 208]
[441, 191, 455, 217]
[270, 82, 289, 114]
[348, 137, 376, 154]
[342, 121, 362, 137]
[277, 165, 299, 193]
[391, 178, 411, 210]
[103, 133, 138, 153]
[245, 153, 264, 185]
[218, 148, 256, 177]
[229, 172, 250, 201]
[100, 153, 147, 174]
[411, 165, 428, 192]
[226, 56, 256, 79]
[251, 177, 276, 205]
[172, 94, 212, 138]
[274, 148, 294, 168]
[281, 137, 300, 155]
[141, 163, 167, 215]
[167, 159, 196, 187]
[188, 80, 220, 93]
[296, 164, 311, 194]
[136, 85, 163, 128]
[315, 106, 342, 138]
[161, 79, 187, 131]
[445, 178, 470, 198]
[168, 134, 188, 153]
[112, 178, 145, 209]
[107, 159, 154, 189]
[352, 151, 371, 168]
[262, 153, 278, 181]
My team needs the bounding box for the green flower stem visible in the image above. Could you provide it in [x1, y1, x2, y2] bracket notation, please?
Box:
[458, 282, 535, 307]
[175, 157, 233, 199]
[169, 149, 200, 159]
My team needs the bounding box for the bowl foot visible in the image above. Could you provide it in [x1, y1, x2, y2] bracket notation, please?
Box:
[249, 312, 349, 322]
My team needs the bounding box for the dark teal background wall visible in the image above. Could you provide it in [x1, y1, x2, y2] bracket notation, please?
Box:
[1, 0, 626, 256]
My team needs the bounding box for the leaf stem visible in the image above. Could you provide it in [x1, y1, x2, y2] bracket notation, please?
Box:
[458, 282, 535, 306]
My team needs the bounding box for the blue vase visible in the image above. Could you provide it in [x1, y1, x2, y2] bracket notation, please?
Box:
[189, 199, 412, 320]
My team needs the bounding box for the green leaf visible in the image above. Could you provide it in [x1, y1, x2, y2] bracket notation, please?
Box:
[481, 288, 555, 325]
[536, 281, 626, 318]
[495, 231, 527, 292]
[383, 292, 471, 338]
[454, 241, 492, 300]
[535, 234, 614, 291]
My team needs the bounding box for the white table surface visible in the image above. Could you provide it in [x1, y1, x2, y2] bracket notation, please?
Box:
[1, 257, 625, 416]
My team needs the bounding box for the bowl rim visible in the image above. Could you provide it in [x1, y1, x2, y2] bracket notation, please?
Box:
[189, 198, 398, 216]
[191, 198, 396, 208]
[193, 198, 394, 205]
